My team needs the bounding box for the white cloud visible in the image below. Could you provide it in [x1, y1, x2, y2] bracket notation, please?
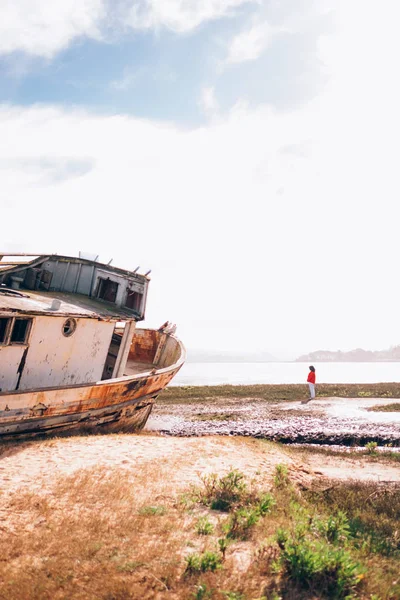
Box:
[0, 0, 255, 59]
[0, 0, 106, 58]
[126, 0, 255, 33]
[226, 19, 276, 64]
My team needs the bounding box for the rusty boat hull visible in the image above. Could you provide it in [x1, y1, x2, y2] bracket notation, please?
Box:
[0, 328, 185, 439]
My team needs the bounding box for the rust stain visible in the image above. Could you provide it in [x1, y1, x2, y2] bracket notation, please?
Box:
[128, 329, 160, 364]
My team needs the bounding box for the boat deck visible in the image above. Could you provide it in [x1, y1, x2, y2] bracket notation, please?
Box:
[124, 359, 155, 376]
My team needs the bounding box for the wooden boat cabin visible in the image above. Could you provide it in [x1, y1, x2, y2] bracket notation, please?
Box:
[0, 254, 150, 393]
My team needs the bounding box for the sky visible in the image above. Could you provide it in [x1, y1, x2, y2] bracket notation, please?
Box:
[1, 0, 399, 359]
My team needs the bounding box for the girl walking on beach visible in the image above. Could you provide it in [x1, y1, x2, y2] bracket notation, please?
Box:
[307, 366, 316, 400]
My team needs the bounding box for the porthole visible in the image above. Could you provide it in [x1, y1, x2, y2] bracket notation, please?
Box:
[62, 318, 77, 337]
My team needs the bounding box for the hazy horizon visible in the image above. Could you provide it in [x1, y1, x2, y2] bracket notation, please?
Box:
[1, 0, 399, 356]
[186, 342, 400, 362]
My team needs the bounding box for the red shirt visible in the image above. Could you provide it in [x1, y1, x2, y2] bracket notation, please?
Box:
[307, 371, 316, 384]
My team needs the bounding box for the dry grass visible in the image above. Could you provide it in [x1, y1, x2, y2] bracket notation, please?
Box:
[0, 465, 187, 600]
[284, 443, 400, 464]
[192, 412, 240, 422]
[160, 383, 400, 404]
[0, 449, 399, 600]
[367, 402, 400, 412]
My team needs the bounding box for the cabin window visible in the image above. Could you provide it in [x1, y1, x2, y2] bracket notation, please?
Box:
[62, 318, 77, 337]
[125, 289, 143, 312]
[10, 318, 32, 344]
[0, 318, 10, 344]
[97, 278, 119, 303]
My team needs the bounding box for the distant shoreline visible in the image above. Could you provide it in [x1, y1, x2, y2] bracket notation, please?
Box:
[186, 359, 400, 364]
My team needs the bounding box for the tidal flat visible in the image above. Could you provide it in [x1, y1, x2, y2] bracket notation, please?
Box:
[149, 384, 400, 446]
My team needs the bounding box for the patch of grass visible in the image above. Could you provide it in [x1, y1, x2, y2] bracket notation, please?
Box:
[365, 441, 378, 455]
[224, 506, 261, 540]
[192, 470, 276, 543]
[193, 471, 276, 542]
[192, 583, 213, 599]
[194, 470, 248, 512]
[138, 505, 166, 516]
[367, 402, 400, 412]
[271, 492, 364, 597]
[314, 511, 350, 544]
[273, 464, 290, 489]
[271, 477, 400, 598]
[196, 517, 214, 536]
[258, 492, 276, 515]
[278, 534, 364, 597]
[307, 481, 400, 558]
[193, 469, 275, 517]
[217, 537, 230, 559]
[185, 551, 223, 574]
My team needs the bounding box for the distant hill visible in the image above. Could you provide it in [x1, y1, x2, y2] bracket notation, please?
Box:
[187, 349, 277, 363]
[296, 345, 400, 362]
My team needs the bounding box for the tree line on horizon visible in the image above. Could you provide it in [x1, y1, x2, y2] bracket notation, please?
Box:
[296, 345, 400, 362]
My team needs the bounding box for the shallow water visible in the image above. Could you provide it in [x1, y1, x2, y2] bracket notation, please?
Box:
[173, 361, 400, 386]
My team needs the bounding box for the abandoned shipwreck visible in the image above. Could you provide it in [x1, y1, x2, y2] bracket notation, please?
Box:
[0, 253, 185, 438]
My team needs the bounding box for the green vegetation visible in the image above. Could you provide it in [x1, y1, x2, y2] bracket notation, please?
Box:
[315, 511, 350, 543]
[278, 534, 363, 597]
[273, 464, 289, 488]
[138, 504, 166, 516]
[188, 469, 400, 598]
[194, 469, 249, 512]
[196, 517, 214, 536]
[311, 481, 400, 559]
[224, 506, 262, 540]
[217, 536, 230, 559]
[185, 551, 223, 574]
[192, 583, 213, 599]
[365, 441, 378, 454]
[274, 479, 399, 598]
[276, 503, 361, 597]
